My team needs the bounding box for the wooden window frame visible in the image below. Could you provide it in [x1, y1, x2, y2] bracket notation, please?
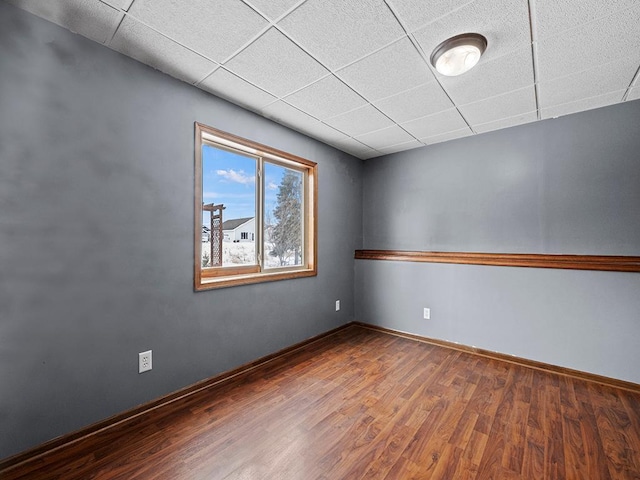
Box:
[194, 123, 317, 291]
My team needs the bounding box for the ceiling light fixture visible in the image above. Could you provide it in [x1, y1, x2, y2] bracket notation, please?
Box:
[430, 33, 487, 76]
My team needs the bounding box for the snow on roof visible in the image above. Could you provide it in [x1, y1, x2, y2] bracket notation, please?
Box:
[222, 217, 253, 231]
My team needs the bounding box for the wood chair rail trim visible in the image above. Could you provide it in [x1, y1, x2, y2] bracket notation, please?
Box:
[353, 322, 640, 394]
[354, 249, 640, 272]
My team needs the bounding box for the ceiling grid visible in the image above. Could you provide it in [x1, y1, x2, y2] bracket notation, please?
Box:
[6, 0, 640, 159]
[527, 0, 542, 120]
[383, 0, 476, 141]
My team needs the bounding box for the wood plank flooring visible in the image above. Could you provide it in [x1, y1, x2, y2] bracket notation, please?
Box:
[3, 325, 640, 479]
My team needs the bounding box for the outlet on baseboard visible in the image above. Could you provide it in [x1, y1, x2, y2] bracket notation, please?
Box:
[139, 350, 152, 373]
[335, 300, 341, 312]
[423, 308, 431, 320]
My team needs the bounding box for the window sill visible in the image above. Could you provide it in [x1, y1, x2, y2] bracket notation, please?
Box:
[195, 267, 317, 291]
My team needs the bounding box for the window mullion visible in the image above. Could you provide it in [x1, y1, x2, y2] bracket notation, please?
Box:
[257, 157, 264, 270]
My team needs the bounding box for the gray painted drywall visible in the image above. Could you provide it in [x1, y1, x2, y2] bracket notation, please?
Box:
[363, 101, 640, 254]
[0, 2, 362, 460]
[357, 100, 640, 384]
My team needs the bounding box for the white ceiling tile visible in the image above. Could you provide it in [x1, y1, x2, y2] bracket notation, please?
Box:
[337, 37, 433, 102]
[441, 46, 534, 105]
[110, 16, 218, 84]
[539, 57, 638, 108]
[541, 90, 626, 119]
[534, 0, 639, 39]
[225, 28, 329, 97]
[355, 125, 416, 150]
[101, 0, 134, 11]
[421, 127, 472, 145]
[199, 68, 276, 110]
[386, 0, 476, 32]
[283, 75, 367, 120]
[260, 100, 319, 126]
[459, 86, 536, 126]
[304, 122, 353, 146]
[243, 0, 301, 20]
[628, 88, 640, 102]
[360, 151, 384, 159]
[401, 108, 468, 139]
[536, 6, 640, 81]
[260, 101, 350, 143]
[373, 81, 454, 123]
[127, 0, 268, 62]
[6, 0, 123, 44]
[311, 127, 354, 147]
[413, 0, 531, 68]
[474, 111, 538, 134]
[376, 139, 424, 155]
[278, 0, 405, 70]
[328, 137, 380, 159]
[324, 104, 394, 137]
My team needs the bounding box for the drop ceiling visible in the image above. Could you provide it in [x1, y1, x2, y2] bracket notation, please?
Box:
[6, 0, 640, 159]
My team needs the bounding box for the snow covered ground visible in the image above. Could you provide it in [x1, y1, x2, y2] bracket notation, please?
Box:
[202, 241, 296, 268]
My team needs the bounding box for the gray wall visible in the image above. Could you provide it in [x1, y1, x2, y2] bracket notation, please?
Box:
[357, 100, 640, 384]
[362, 102, 640, 254]
[0, 2, 362, 460]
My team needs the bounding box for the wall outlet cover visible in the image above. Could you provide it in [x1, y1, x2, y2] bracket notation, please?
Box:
[139, 350, 152, 373]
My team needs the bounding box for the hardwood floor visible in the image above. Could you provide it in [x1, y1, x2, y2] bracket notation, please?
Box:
[3, 325, 640, 479]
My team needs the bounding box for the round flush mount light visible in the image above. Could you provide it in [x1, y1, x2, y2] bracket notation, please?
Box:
[430, 33, 487, 76]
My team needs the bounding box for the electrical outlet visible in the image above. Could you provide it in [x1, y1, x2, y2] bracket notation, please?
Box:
[335, 300, 341, 311]
[423, 308, 430, 320]
[139, 350, 152, 373]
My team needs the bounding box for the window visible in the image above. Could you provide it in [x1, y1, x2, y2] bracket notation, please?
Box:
[195, 123, 317, 290]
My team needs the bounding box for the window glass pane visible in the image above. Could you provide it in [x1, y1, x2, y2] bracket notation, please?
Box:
[202, 144, 256, 267]
[264, 162, 304, 268]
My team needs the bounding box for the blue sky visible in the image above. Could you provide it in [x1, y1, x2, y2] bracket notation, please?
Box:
[202, 145, 284, 226]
